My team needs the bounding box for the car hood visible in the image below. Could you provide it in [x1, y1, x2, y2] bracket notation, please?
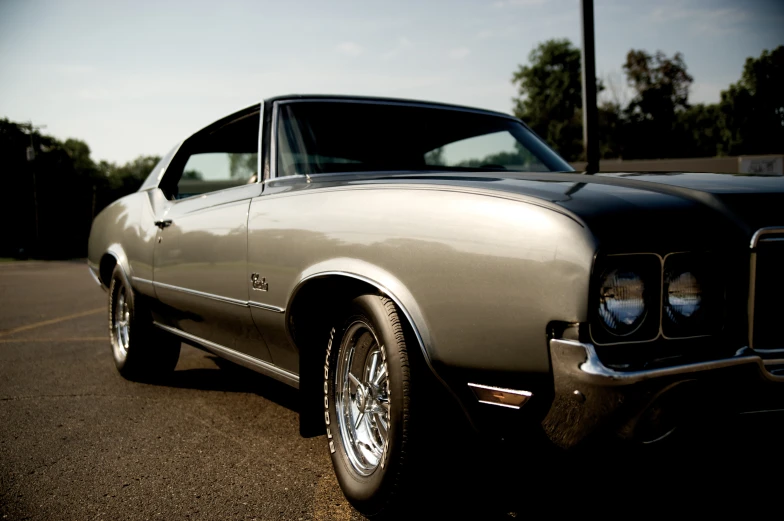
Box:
[379, 171, 784, 252]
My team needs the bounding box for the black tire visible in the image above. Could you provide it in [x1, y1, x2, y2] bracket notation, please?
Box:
[324, 295, 413, 518]
[108, 265, 180, 381]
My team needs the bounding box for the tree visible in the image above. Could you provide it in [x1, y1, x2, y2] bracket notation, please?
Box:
[718, 45, 784, 155]
[622, 50, 694, 158]
[104, 155, 161, 192]
[512, 39, 619, 162]
[675, 104, 722, 158]
[623, 50, 693, 121]
[0, 118, 162, 258]
[510, 41, 781, 162]
[597, 100, 624, 159]
[511, 39, 585, 161]
[424, 147, 444, 166]
[229, 153, 257, 178]
[63, 139, 97, 177]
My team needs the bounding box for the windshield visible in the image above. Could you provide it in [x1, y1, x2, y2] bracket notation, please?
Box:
[275, 101, 573, 176]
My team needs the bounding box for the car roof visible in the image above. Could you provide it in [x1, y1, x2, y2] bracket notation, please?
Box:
[261, 94, 518, 120]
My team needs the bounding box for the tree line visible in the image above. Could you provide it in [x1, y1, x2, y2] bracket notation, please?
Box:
[511, 41, 783, 161]
[0, 119, 160, 259]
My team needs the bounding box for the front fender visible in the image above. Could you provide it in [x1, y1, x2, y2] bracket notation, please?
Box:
[288, 257, 434, 368]
[104, 244, 131, 278]
[248, 186, 599, 434]
[87, 192, 157, 296]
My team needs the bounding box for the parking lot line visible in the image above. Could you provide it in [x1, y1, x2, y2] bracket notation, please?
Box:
[0, 307, 103, 337]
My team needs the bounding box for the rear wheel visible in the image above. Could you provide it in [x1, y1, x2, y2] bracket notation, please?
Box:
[108, 265, 180, 380]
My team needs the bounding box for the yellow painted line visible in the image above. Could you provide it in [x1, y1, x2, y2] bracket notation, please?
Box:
[0, 337, 106, 343]
[0, 307, 103, 337]
[0, 261, 54, 268]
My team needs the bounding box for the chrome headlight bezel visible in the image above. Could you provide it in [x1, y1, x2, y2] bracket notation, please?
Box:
[590, 253, 662, 345]
[662, 252, 724, 339]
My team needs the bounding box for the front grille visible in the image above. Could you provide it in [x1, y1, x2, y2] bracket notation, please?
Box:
[750, 228, 784, 350]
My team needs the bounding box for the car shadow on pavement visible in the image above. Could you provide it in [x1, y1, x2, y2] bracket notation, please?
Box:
[154, 353, 300, 413]
[435, 416, 783, 519]
[137, 349, 783, 519]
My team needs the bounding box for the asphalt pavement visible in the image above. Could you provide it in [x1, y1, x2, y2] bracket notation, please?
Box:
[0, 261, 360, 521]
[1, 261, 781, 520]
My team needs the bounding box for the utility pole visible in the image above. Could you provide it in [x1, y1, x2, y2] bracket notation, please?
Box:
[581, 0, 600, 173]
[20, 121, 46, 253]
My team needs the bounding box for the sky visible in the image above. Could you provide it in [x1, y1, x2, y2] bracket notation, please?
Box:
[1, 0, 782, 164]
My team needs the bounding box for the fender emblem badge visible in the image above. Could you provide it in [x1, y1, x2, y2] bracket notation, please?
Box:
[251, 273, 268, 291]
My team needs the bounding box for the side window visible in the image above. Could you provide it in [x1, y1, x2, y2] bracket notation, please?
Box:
[163, 110, 259, 200]
[275, 104, 363, 177]
[178, 151, 258, 199]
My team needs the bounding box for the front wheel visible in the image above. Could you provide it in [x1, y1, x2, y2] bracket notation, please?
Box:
[324, 295, 412, 517]
[108, 265, 180, 381]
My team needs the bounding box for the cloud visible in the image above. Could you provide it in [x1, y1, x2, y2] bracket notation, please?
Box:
[336, 42, 363, 56]
[251, 68, 446, 96]
[382, 37, 414, 59]
[645, 2, 775, 34]
[54, 64, 95, 75]
[493, 0, 544, 8]
[76, 72, 263, 103]
[648, 5, 746, 23]
[448, 47, 471, 60]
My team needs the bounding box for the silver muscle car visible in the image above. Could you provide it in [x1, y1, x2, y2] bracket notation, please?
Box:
[88, 94, 784, 517]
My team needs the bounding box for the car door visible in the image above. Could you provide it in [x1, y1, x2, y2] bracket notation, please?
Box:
[152, 106, 272, 362]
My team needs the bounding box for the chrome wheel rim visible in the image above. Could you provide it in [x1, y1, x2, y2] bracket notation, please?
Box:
[335, 321, 390, 476]
[112, 287, 130, 362]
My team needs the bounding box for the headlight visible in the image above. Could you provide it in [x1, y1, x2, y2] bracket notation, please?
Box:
[592, 252, 724, 346]
[598, 269, 647, 336]
[591, 253, 662, 345]
[662, 254, 723, 338]
[664, 270, 702, 324]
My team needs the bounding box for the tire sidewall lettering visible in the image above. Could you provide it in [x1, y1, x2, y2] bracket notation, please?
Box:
[378, 343, 389, 470]
[325, 309, 394, 482]
[324, 327, 336, 453]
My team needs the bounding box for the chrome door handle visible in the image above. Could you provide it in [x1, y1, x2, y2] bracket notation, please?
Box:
[154, 219, 173, 229]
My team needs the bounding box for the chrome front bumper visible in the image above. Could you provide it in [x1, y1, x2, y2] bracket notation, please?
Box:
[542, 339, 784, 448]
